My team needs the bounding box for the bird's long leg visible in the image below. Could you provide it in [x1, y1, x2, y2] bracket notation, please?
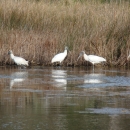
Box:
[93, 64, 94, 73]
[56, 62, 61, 68]
[59, 62, 61, 66]
[19, 66, 27, 70]
[18, 66, 21, 70]
[22, 66, 27, 69]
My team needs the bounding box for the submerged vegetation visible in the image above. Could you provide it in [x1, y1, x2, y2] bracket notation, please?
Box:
[0, 0, 130, 67]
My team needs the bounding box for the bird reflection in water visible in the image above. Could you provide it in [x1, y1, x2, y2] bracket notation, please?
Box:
[77, 73, 107, 90]
[84, 73, 105, 84]
[9, 71, 28, 89]
[51, 69, 67, 90]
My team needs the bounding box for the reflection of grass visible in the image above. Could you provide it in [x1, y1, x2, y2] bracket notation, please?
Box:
[0, 0, 130, 66]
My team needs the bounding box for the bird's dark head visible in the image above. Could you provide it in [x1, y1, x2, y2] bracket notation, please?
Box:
[77, 51, 85, 61]
[8, 50, 13, 55]
[79, 51, 85, 57]
[65, 46, 68, 50]
[81, 51, 85, 55]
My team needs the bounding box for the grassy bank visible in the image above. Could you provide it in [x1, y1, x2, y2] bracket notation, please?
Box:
[0, 0, 130, 67]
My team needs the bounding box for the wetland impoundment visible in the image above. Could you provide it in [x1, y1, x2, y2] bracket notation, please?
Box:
[0, 66, 130, 130]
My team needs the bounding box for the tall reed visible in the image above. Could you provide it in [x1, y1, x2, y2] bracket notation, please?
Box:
[0, 0, 130, 67]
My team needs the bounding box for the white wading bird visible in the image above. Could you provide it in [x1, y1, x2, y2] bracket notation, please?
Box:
[51, 46, 68, 65]
[8, 50, 29, 67]
[77, 51, 106, 70]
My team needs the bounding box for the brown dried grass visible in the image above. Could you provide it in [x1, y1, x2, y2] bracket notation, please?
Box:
[0, 0, 130, 67]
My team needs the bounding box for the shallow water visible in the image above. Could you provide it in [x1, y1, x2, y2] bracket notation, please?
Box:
[0, 66, 130, 130]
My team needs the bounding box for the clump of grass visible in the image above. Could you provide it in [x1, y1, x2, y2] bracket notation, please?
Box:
[0, 0, 130, 67]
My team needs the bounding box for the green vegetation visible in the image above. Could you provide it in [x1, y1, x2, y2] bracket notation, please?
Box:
[0, 0, 130, 66]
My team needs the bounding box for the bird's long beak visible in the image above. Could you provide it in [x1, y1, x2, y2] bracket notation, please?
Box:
[77, 56, 81, 61]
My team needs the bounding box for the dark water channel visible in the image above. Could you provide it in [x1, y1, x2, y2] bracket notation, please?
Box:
[0, 66, 130, 130]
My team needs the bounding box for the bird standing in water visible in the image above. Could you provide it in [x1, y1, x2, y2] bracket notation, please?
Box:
[77, 51, 106, 70]
[8, 50, 28, 67]
[51, 46, 68, 66]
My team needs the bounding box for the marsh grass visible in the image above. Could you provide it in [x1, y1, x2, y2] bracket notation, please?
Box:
[0, 0, 130, 66]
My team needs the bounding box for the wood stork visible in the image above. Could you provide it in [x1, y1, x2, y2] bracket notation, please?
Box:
[51, 46, 68, 65]
[77, 51, 106, 70]
[8, 50, 29, 67]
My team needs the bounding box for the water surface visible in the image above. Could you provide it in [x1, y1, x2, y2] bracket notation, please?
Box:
[0, 66, 130, 130]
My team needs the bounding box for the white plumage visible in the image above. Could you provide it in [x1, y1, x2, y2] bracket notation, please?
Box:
[77, 51, 106, 70]
[8, 50, 28, 66]
[51, 46, 68, 64]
